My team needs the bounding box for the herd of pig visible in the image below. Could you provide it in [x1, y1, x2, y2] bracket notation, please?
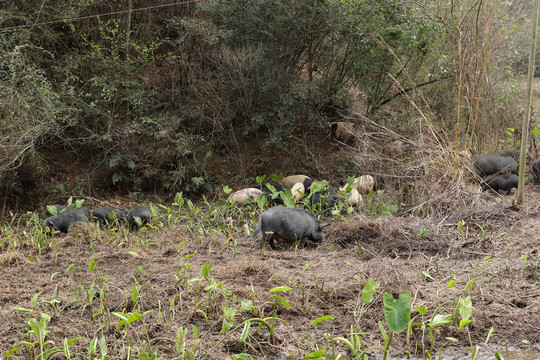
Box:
[229, 174, 380, 210]
[230, 174, 381, 250]
[246, 150, 538, 249]
[473, 150, 540, 194]
[42, 204, 151, 233]
[40, 150, 531, 248]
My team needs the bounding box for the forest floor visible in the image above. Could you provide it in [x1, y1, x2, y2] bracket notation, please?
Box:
[1, 179, 540, 359]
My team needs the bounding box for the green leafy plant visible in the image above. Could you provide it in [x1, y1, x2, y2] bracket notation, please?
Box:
[109, 153, 136, 185]
[210, 287, 290, 353]
[332, 326, 368, 360]
[112, 310, 154, 349]
[381, 292, 411, 360]
[87, 336, 109, 360]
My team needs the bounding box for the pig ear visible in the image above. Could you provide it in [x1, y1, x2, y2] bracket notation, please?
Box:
[319, 222, 331, 230]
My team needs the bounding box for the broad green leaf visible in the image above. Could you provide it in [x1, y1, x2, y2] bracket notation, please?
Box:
[221, 287, 232, 296]
[131, 286, 140, 303]
[383, 292, 410, 333]
[13, 306, 33, 314]
[464, 278, 475, 290]
[132, 216, 143, 227]
[88, 260, 99, 272]
[112, 314, 128, 329]
[31, 291, 42, 306]
[65, 337, 83, 346]
[459, 319, 472, 328]
[240, 300, 253, 311]
[429, 314, 453, 327]
[273, 296, 291, 309]
[459, 296, 473, 322]
[280, 189, 295, 208]
[361, 278, 380, 305]
[88, 337, 97, 356]
[4, 345, 23, 358]
[221, 305, 237, 333]
[243, 223, 251, 235]
[269, 286, 292, 293]
[46, 205, 58, 216]
[149, 202, 160, 215]
[65, 264, 75, 274]
[138, 352, 156, 360]
[126, 310, 153, 325]
[234, 353, 251, 360]
[310, 315, 334, 326]
[201, 263, 212, 279]
[40, 312, 51, 322]
[485, 327, 494, 344]
[63, 338, 71, 359]
[416, 305, 427, 316]
[239, 321, 251, 342]
[421, 271, 434, 281]
[379, 321, 387, 341]
[113, 310, 153, 330]
[304, 349, 326, 359]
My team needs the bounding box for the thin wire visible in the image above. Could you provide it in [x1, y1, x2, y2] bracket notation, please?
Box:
[0, 0, 199, 32]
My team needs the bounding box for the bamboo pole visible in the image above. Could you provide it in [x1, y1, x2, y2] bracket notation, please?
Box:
[517, 0, 540, 205]
[125, 0, 133, 60]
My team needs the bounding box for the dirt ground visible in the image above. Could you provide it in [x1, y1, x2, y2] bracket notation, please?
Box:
[1, 181, 540, 359]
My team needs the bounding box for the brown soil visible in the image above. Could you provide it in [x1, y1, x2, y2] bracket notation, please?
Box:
[1, 183, 540, 359]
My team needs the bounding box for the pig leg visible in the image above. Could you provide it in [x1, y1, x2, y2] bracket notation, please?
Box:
[262, 231, 278, 250]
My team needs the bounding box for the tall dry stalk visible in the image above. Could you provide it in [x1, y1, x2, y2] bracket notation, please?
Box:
[517, 0, 540, 204]
[444, 1, 502, 152]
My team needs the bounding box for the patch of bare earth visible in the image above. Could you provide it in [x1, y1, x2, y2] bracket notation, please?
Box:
[1, 186, 540, 358]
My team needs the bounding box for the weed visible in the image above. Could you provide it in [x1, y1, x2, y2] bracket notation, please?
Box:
[112, 310, 154, 350]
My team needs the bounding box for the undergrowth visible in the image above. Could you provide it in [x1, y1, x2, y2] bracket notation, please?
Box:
[0, 185, 534, 359]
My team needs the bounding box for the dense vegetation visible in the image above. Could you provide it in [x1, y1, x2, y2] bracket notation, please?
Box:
[0, 0, 534, 211]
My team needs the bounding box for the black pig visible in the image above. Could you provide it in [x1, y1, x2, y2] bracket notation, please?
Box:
[482, 174, 519, 194]
[92, 207, 128, 226]
[473, 153, 518, 177]
[46, 205, 91, 219]
[309, 189, 339, 212]
[253, 206, 330, 250]
[532, 159, 540, 182]
[44, 212, 89, 233]
[127, 206, 151, 229]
